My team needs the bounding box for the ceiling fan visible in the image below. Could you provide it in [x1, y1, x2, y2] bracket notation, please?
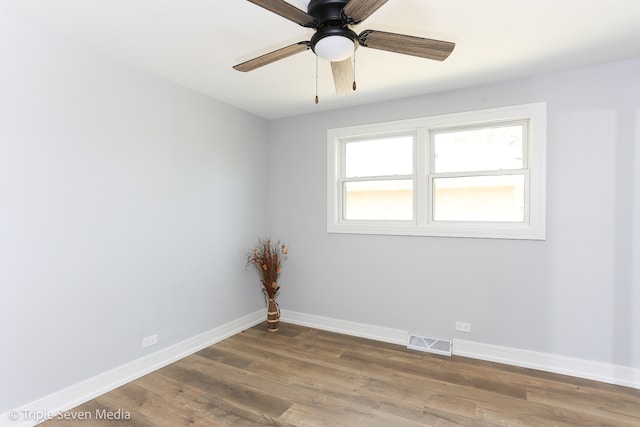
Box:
[233, 0, 456, 97]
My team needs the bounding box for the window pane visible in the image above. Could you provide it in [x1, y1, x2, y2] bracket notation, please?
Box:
[345, 135, 413, 177]
[433, 175, 525, 222]
[344, 180, 413, 220]
[434, 125, 523, 173]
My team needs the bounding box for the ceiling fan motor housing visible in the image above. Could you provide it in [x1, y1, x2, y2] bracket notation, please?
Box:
[308, 0, 357, 55]
[308, 0, 349, 22]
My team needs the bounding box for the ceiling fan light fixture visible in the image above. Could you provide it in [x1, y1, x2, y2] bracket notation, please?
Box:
[313, 35, 354, 61]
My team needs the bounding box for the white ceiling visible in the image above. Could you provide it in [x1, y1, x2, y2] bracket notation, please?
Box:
[2, 0, 640, 120]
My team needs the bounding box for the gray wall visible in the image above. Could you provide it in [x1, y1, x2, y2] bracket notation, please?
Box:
[0, 13, 268, 412]
[267, 58, 640, 369]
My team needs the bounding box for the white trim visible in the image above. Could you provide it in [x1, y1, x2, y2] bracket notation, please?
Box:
[0, 310, 264, 427]
[282, 310, 640, 390]
[453, 339, 640, 389]
[327, 102, 547, 240]
[4, 310, 638, 427]
[281, 309, 408, 346]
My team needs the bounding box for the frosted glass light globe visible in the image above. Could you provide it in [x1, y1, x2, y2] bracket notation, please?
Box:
[314, 35, 354, 62]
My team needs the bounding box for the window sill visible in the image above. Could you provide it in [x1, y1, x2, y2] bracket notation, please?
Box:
[327, 222, 545, 240]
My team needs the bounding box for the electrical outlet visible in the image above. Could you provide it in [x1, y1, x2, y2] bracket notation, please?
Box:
[455, 322, 471, 333]
[142, 334, 158, 348]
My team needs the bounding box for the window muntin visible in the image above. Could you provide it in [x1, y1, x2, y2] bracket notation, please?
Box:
[327, 103, 546, 239]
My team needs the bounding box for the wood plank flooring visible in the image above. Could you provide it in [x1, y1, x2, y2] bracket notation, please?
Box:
[43, 322, 640, 426]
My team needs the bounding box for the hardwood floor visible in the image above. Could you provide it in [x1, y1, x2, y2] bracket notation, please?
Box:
[43, 322, 640, 426]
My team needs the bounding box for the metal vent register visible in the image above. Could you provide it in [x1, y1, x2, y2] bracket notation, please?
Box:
[407, 334, 452, 356]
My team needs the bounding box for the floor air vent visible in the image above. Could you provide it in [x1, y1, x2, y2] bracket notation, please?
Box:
[407, 334, 452, 356]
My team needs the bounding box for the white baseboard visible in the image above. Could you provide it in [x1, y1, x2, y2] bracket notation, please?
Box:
[282, 309, 640, 390]
[0, 310, 264, 427]
[281, 309, 408, 346]
[453, 339, 640, 389]
[4, 309, 638, 427]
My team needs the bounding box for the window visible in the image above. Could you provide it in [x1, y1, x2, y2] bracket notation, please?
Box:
[431, 122, 527, 223]
[342, 134, 415, 221]
[327, 103, 546, 239]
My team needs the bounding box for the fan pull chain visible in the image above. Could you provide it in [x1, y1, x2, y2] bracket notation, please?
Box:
[315, 55, 319, 104]
[352, 48, 357, 91]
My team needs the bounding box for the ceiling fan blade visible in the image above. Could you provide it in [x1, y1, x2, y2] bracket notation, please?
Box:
[247, 0, 317, 27]
[233, 42, 310, 72]
[342, 0, 388, 24]
[331, 58, 353, 95]
[358, 30, 455, 61]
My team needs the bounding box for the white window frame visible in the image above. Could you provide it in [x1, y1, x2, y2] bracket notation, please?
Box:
[340, 131, 417, 223]
[326, 102, 546, 240]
